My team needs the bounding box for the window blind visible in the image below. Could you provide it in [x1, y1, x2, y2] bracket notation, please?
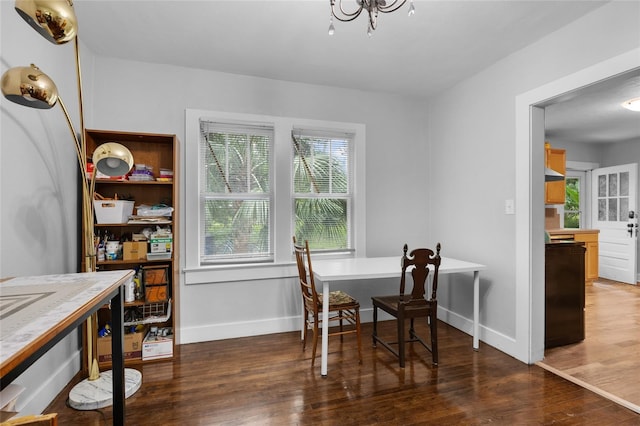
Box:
[292, 129, 354, 252]
[199, 120, 274, 264]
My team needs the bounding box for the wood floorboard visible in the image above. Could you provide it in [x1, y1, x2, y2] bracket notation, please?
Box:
[538, 279, 640, 413]
[44, 318, 640, 425]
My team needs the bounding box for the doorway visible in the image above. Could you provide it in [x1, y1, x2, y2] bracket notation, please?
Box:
[514, 48, 640, 365]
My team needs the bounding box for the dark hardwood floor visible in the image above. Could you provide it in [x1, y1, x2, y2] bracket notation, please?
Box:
[45, 319, 639, 425]
[538, 279, 640, 413]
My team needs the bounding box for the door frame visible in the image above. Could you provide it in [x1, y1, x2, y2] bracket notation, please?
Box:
[514, 48, 640, 364]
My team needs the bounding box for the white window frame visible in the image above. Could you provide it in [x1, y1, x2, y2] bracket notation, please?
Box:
[565, 161, 598, 229]
[183, 109, 366, 284]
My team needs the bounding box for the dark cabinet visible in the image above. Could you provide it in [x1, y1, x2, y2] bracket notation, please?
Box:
[545, 242, 586, 348]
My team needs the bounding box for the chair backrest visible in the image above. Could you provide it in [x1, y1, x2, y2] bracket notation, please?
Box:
[293, 237, 319, 309]
[399, 243, 442, 303]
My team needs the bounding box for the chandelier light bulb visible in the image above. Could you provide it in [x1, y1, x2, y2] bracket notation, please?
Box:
[328, 16, 335, 35]
[408, 0, 415, 16]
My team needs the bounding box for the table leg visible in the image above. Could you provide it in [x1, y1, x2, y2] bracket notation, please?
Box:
[473, 270, 480, 350]
[321, 280, 329, 376]
[111, 286, 125, 425]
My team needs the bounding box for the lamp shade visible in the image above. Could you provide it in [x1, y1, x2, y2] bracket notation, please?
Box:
[15, 0, 78, 44]
[93, 142, 134, 177]
[1, 64, 58, 109]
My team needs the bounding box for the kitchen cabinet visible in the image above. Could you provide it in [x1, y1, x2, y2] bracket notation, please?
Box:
[84, 129, 178, 367]
[545, 145, 566, 205]
[574, 232, 599, 283]
[547, 229, 599, 284]
[545, 241, 585, 348]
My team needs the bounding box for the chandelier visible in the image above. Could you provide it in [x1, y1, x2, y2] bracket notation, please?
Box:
[329, 0, 415, 36]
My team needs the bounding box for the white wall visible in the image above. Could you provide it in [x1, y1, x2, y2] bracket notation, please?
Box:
[600, 138, 640, 168]
[85, 57, 430, 343]
[428, 1, 640, 360]
[553, 140, 604, 164]
[0, 1, 92, 415]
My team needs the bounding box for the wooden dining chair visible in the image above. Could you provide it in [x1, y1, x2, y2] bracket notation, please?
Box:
[1, 413, 58, 425]
[292, 236, 362, 366]
[371, 243, 442, 367]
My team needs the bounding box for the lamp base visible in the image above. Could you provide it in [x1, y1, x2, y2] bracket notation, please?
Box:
[68, 368, 142, 410]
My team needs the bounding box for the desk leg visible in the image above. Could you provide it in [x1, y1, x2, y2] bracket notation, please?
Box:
[473, 270, 480, 351]
[321, 281, 329, 377]
[111, 286, 125, 425]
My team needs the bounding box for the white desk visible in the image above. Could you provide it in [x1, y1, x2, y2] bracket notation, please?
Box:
[0, 270, 134, 425]
[312, 256, 486, 376]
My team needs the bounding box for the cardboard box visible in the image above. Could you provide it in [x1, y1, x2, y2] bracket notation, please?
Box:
[145, 284, 168, 303]
[94, 200, 134, 224]
[97, 329, 145, 363]
[142, 329, 173, 360]
[149, 236, 172, 253]
[143, 266, 168, 285]
[123, 241, 147, 261]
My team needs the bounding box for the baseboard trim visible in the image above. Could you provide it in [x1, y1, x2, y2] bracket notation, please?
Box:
[179, 307, 519, 362]
[14, 343, 81, 416]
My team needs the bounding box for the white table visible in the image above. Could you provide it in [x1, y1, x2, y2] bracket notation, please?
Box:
[312, 256, 486, 376]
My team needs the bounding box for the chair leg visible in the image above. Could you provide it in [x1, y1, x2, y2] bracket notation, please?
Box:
[372, 304, 378, 347]
[339, 310, 344, 342]
[430, 310, 438, 365]
[398, 315, 405, 368]
[311, 312, 319, 366]
[302, 308, 308, 350]
[355, 308, 363, 364]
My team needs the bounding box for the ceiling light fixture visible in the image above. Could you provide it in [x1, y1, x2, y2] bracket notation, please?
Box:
[329, 0, 415, 37]
[621, 97, 640, 112]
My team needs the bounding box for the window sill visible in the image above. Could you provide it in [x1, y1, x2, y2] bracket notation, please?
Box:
[184, 262, 298, 285]
[183, 251, 356, 285]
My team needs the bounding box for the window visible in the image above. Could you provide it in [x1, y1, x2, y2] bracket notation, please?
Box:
[597, 170, 630, 222]
[199, 121, 273, 264]
[292, 129, 353, 253]
[564, 176, 580, 228]
[184, 110, 365, 284]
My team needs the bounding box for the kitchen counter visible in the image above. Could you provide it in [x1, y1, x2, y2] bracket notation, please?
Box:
[546, 229, 599, 284]
[547, 228, 600, 236]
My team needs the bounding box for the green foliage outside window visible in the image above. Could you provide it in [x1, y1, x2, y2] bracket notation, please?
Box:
[564, 177, 580, 228]
[293, 135, 350, 251]
[203, 131, 271, 259]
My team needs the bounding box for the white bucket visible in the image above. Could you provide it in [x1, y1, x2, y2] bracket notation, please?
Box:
[106, 241, 119, 260]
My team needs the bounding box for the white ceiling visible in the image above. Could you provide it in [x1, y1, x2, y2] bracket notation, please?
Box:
[73, 0, 640, 144]
[543, 69, 640, 144]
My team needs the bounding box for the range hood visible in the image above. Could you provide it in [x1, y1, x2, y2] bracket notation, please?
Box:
[545, 167, 564, 182]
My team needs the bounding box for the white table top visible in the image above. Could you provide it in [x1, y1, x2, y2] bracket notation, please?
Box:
[312, 256, 486, 281]
[0, 270, 134, 377]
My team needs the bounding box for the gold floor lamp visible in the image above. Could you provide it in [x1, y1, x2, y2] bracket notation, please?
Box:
[1, 0, 141, 410]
